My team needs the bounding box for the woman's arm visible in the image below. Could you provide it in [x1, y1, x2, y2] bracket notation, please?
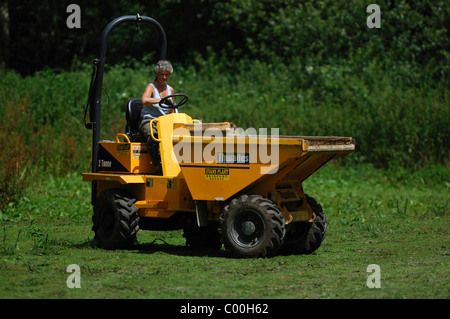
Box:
[141, 84, 160, 105]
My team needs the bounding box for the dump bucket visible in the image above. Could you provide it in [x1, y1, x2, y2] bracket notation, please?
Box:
[171, 123, 355, 201]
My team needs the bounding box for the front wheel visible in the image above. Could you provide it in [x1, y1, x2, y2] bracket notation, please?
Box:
[92, 189, 140, 250]
[219, 195, 285, 258]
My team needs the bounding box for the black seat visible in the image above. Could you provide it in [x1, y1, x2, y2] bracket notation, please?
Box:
[125, 98, 146, 142]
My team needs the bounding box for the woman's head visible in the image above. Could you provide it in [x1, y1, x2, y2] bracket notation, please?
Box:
[154, 60, 173, 85]
[154, 60, 173, 76]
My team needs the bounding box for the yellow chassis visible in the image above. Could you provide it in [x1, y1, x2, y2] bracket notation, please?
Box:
[82, 113, 354, 225]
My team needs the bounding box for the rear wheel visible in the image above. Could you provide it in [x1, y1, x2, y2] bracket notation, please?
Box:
[280, 195, 327, 255]
[219, 195, 285, 258]
[92, 189, 140, 250]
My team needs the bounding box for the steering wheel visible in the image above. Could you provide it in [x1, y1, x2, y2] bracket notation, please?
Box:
[158, 93, 189, 109]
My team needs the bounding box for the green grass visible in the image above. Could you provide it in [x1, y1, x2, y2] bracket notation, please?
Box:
[1, 164, 448, 299]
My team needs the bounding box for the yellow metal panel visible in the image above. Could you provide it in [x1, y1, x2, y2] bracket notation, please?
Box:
[121, 175, 147, 184]
[175, 136, 306, 201]
[141, 175, 194, 215]
[152, 113, 194, 176]
[97, 140, 153, 174]
[139, 210, 176, 218]
[81, 173, 146, 184]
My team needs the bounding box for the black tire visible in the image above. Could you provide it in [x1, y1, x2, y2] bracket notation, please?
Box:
[219, 195, 285, 258]
[92, 189, 140, 250]
[280, 195, 327, 255]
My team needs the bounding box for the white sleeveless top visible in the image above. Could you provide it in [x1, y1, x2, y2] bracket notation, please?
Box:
[141, 83, 177, 119]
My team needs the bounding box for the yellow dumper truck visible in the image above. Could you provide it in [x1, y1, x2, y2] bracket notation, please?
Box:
[82, 15, 355, 258]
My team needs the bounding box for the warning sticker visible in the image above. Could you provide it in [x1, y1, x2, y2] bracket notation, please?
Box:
[205, 168, 230, 181]
[132, 144, 148, 159]
[117, 144, 130, 156]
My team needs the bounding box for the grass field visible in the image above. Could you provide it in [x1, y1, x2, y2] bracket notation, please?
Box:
[1, 163, 448, 299]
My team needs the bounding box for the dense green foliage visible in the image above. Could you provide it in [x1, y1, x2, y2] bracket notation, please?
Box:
[1, 1, 449, 211]
[4, 0, 450, 81]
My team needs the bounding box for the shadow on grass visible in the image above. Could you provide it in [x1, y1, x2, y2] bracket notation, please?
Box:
[70, 238, 229, 258]
[135, 240, 228, 258]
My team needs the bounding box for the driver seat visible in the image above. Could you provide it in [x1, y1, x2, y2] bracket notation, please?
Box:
[125, 98, 146, 142]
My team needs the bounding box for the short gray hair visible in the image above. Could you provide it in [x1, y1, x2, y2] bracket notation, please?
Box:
[154, 60, 173, 74]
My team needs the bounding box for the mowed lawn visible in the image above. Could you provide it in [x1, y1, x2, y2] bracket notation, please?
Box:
[0, 164, 448, 299]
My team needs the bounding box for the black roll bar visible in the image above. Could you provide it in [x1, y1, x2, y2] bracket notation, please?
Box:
[86, 15, 167, 204]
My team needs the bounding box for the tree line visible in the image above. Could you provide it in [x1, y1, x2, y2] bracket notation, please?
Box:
[1, 0, 448, 82]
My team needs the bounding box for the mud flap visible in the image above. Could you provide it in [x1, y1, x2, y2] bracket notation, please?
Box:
[195, 200, 208, 227]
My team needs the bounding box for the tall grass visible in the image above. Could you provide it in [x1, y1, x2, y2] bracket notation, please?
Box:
[0, 57, 448, 210]
[0, 69, 92, 210]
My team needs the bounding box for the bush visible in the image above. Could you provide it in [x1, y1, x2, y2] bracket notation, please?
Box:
[0, 99, 29, 211]
[0, 70, 92, 210]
